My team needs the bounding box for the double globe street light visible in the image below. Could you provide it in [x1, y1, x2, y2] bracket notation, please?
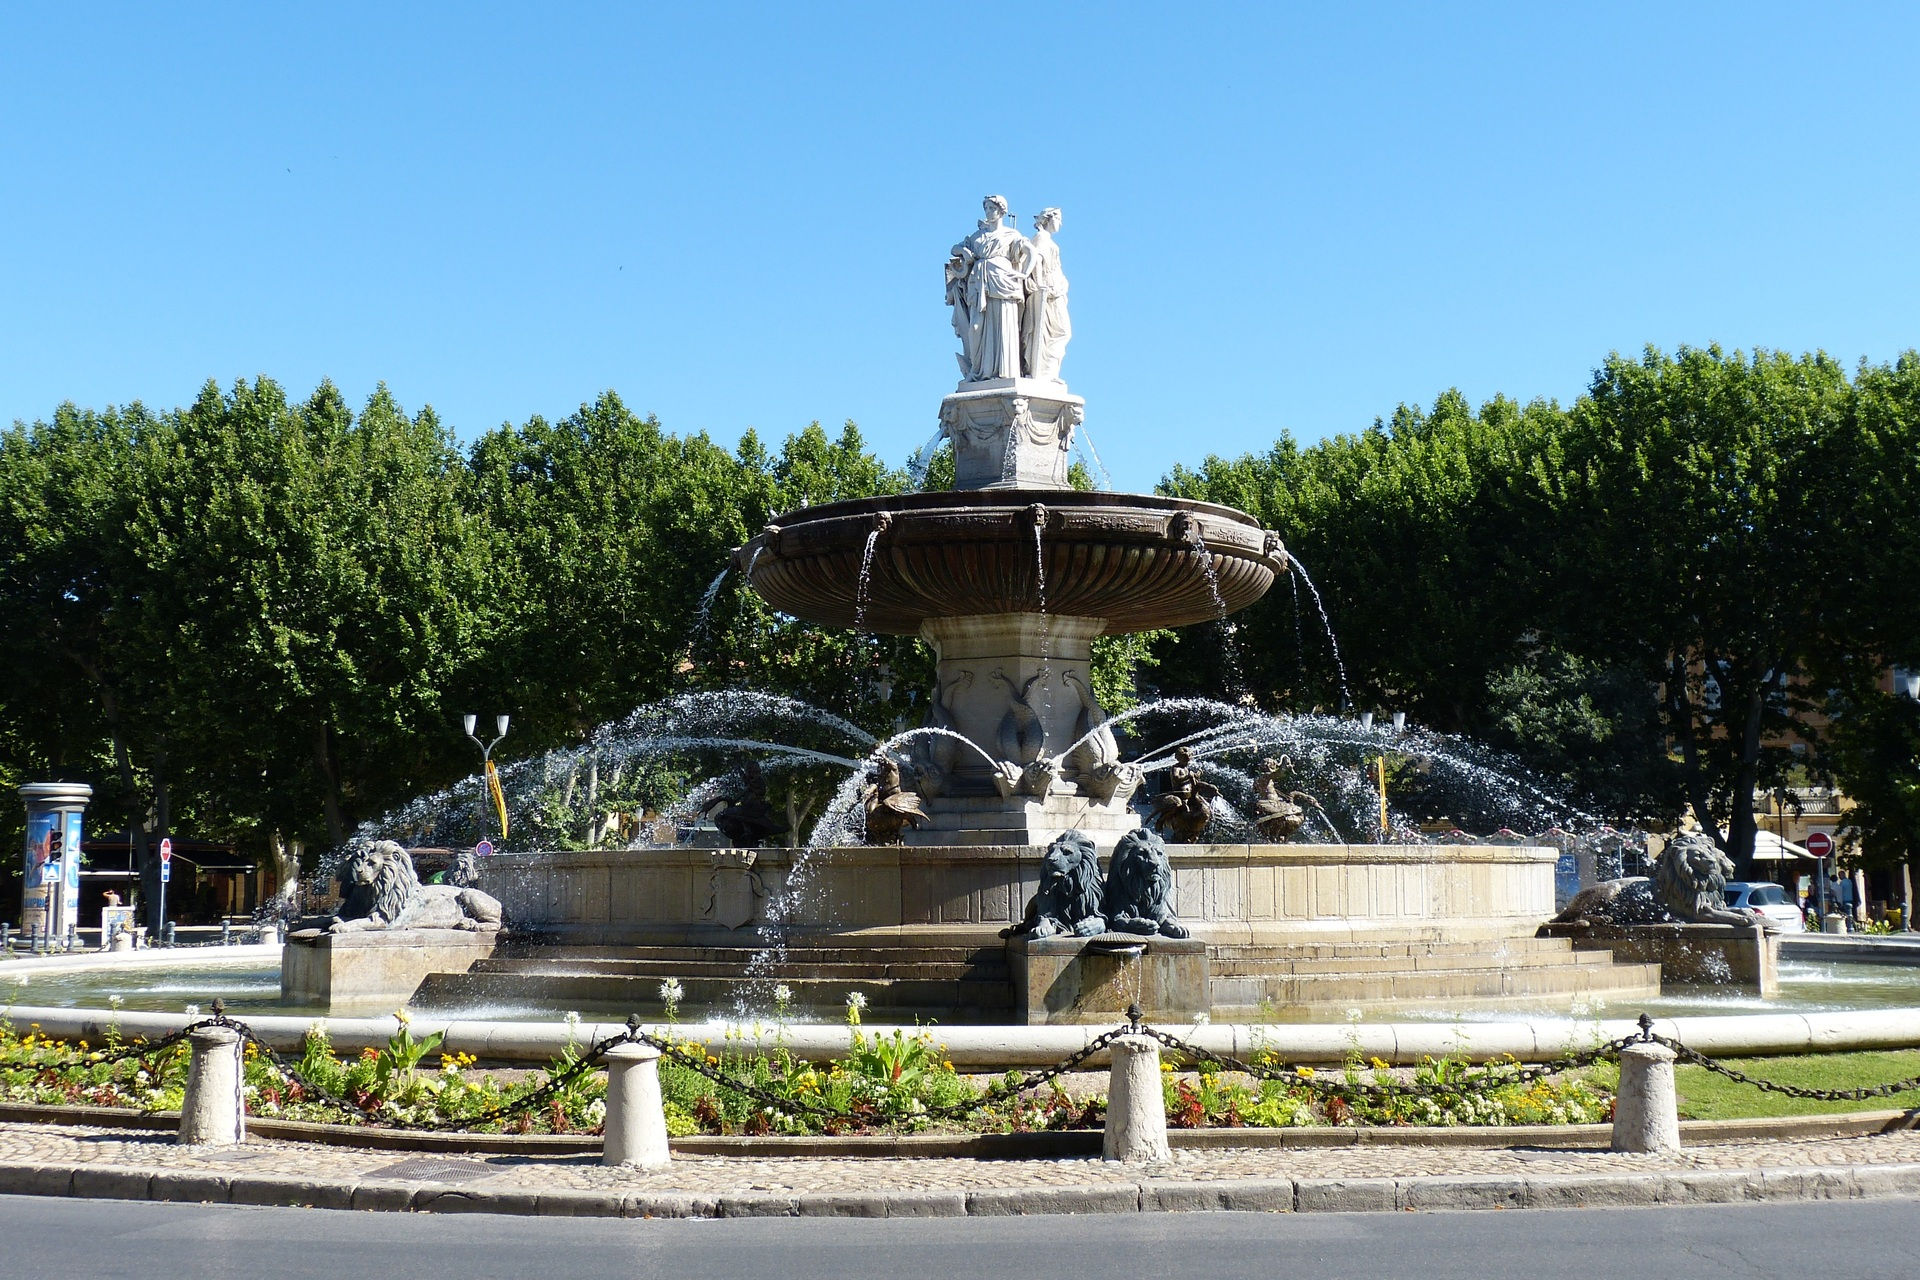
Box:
[464, 714, 511, 847]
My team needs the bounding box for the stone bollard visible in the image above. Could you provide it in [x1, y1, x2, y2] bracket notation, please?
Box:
[177, 1026, 246, 1146]
[1823, 913, 1848, 935]
[601, 1042, 670, 1167]
[1103, 1034, 1171, 1163]
[1612, 1041, 1680, 1154]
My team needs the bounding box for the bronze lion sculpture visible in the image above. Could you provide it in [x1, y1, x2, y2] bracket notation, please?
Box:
[1550, 832, 1767, 930]
[330, 840, 504, 933]
[1006, 829, 1106, 939]
[1104, 828, 1189, 938]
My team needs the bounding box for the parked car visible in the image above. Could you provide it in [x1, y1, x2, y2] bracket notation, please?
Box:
[1722, 880, 1806, 932]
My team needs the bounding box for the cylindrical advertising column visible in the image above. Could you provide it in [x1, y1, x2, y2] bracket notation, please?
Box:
[19, 783, 92, 949]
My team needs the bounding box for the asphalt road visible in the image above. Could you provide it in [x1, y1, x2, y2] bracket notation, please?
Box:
[4, 1193, 1915, 1280]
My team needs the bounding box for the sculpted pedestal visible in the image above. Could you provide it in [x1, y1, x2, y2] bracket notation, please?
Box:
[1009, 933, 1209, 1025]
[282, 927, 502, 1012]
[939, 380, 1083, 490]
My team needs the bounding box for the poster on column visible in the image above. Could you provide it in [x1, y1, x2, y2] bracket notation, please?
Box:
[62, 811, 83, 921]
[22, 811, 54, 921]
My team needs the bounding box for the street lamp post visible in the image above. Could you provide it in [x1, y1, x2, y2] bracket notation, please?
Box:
[1361, 710, 1407, 838]
[464, 714, 510, 845]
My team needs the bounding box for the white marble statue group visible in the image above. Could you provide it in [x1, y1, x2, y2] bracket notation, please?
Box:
[946, 195, 1071, 384]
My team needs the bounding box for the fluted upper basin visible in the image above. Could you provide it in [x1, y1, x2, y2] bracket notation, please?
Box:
[738, 489, 1286, 635]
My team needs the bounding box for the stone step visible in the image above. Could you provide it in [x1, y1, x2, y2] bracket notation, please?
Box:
[471, 957, 1005, 982]
[412, 970, 1017, 1015]
[1208, 961, 1663, 1009]
[1209, 949, 1627, 977]
[503, 943, 1004, 966]
[1209, 937, 1584, 961]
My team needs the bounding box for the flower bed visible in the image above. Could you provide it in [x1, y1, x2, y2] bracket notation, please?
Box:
[1, 987, 1616, 1137]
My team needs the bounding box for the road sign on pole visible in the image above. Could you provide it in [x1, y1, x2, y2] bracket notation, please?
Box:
[1806, 831, 1834, 859]
[157, 837, 171, 940]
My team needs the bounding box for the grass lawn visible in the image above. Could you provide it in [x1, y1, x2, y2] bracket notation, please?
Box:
[1672, 1049, 1920, 1121]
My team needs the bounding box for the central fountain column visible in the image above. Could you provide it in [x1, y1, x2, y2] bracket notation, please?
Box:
[909, 612, 1142, 848]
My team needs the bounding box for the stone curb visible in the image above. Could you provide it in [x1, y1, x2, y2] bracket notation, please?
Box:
[3, 1157, 1918, 1219]
[2, 1101, 1909, 1156]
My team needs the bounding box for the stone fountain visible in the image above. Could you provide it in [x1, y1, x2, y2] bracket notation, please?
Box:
[391, 197, 1667, 1023]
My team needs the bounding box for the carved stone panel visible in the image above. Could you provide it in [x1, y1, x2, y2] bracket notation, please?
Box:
[701, 850, 766, 930]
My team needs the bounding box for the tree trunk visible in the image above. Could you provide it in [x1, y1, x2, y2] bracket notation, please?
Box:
[267, 831, 303, 908]
[584, 757, 601, 846]
[1725, 679, 1769, 881]
[313, 722, 348, 849]
[87, 671, 160, 934]
[1669, 654, 1719, 847]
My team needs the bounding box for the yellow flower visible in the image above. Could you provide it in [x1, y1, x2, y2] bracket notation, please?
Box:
[1160, 1061, 1173, 1073]
[1369, 1057, 1389, 1070]
[1295, 1066, 1315, 1079]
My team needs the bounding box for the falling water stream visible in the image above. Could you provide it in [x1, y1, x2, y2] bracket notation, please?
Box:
[689, 567, 731, 646]
[852, 529, 882, 632]
[1185, 522, 1246, 696]
[1286, 555, 1351, 708]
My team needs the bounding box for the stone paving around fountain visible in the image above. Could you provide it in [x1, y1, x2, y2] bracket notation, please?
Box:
[2, 1119, 1919, 1217]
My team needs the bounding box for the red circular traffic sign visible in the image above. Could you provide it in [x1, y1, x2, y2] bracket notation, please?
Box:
[1806, 831, 1833, 858]
[159, 837, 172, 862]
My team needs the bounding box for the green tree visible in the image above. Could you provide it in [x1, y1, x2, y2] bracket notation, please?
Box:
[1556, 346, 1855, 875]
[1811, 353, 1920, 914]
[1481, 645, 1681, 824]
[1160, 390, 1571, 729]
[145, 379, 490, 852]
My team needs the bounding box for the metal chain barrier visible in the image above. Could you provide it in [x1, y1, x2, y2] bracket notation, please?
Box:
[1639, 1009, 1920, 1103]
[629, 1022, 1134, 1123]
[9, 1004, 1920, 1132]
[1128, 1003, 1643, 1106]
[208, 1001, 640, 1133]
[9, 1024, 200, 1071]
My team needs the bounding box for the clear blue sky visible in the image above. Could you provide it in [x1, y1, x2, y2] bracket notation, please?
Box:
[4, 4, 1916, 491]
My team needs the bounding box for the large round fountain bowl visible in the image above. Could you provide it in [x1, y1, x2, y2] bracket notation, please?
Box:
[739, 489, 1286, 635]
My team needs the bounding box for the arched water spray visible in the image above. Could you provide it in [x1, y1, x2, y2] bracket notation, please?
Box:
[688, 566, 731, 646]
[1070, 420, 1113, 491]
[906, 425, 946, 489]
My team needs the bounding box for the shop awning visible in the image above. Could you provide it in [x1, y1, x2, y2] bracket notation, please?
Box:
[1751, 830, 1817, 861]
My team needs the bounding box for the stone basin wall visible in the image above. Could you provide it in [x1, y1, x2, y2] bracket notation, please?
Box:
[476, 843, 1557, 949]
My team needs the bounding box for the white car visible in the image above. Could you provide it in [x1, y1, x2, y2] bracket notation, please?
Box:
[1722, 880, 1806, 932]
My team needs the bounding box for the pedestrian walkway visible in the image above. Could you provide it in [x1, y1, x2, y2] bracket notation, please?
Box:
[2, 1121, 1918, 1216]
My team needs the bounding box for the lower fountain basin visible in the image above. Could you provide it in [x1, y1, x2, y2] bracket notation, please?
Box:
[476, 842, 1559, 949]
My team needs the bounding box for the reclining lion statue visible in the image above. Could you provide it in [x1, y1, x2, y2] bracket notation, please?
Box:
[1550, 832, 1768, 931]
[1005, 829, 1106, 939]
[1103, 828, 1189, 938]
[329, 840, 504, 933]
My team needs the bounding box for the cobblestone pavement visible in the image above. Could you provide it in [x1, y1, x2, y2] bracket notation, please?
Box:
[2, 1120, 1920, 1215]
